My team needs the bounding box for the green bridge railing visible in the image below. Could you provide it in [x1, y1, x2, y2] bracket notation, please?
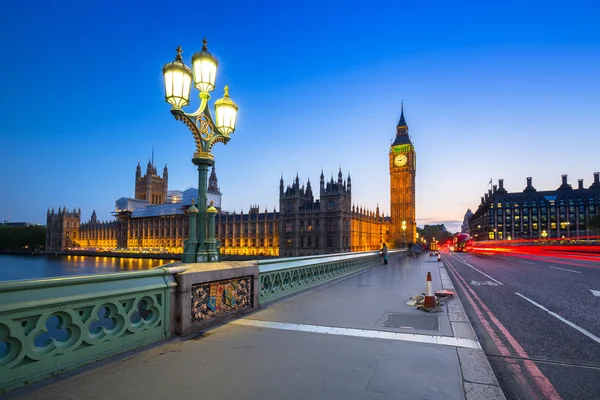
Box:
[257, 250, 400, 304]
[0, 250, 400, 394]
[0, 268, 176, 394]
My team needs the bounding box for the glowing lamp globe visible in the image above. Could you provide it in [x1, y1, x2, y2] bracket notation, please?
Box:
[214, 86, 238, 136]
[191, 38, 218, 93]
[162, 46, 192, 109]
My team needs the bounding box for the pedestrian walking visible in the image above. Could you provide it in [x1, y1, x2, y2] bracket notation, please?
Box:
[381, 243, 389, 265]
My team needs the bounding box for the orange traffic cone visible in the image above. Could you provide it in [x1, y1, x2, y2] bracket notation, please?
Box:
[424, 272, 437, 308]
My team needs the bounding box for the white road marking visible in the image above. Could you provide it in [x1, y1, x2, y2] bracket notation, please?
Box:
[515, 292, 600, 345]
[549, 266, 581, 274]
[470, 280, 499, 286]
[230, 319, 481, 349]
[591, 289, 600, 297]
[517, 260, 535, 265]
[460, 260, 503, 285]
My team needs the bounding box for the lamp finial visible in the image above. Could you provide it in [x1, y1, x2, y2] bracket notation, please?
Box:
[202, 37, 208, 50]
[175, 46, 183, 61]
[224, 85, 229, 98]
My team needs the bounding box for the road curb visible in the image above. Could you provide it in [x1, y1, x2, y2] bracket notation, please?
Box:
[439, 263, 507, 400]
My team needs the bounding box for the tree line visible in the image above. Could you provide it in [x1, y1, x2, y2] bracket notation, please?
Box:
[0, 225, 46, 251]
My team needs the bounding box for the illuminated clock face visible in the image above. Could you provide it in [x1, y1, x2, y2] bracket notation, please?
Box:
[394, 154, 408, 167]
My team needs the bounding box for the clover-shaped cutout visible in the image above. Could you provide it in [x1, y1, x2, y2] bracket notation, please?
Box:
[307, 268, 314, 281]
[33, 313, 80, 355]
[272, 274, 282, 292]
[89, 304, 124, 339]
[130, 297, 159, 327]
[261, 276, 272, 294]
[282, 272, 291, 289]
[0, 323, 22, 367]
[299, 271, 306, 283]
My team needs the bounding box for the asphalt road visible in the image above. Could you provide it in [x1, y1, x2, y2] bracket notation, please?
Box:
[442, 249, 600, 400]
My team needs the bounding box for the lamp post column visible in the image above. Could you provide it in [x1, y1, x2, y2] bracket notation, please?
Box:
[206, 201, 218, 261]
[183, 201, 199, 263]
[163, 41, 238, 263]
[193, 157, 213, 262]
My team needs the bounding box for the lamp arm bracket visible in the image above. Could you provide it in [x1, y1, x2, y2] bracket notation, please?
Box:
[185, 92, 211, 118]
[171, 109, 231, 155]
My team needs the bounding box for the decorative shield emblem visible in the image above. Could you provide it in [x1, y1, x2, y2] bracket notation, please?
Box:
[208, 296, 217, 311]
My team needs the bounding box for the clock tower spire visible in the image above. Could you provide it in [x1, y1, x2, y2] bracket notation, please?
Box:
[389, 103, 416, 248]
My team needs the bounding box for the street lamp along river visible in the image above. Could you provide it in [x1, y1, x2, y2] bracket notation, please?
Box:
[162, 39, 239, 263]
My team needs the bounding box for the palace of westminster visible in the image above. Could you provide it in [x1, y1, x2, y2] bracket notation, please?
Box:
[46, 108, 418, 257]
[46, 103, 600, 256]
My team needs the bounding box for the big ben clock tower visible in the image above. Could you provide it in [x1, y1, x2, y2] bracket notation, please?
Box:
[389, 104, 416, 248]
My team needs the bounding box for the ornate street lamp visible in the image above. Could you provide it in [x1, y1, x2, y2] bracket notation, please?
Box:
[162, 39, 239, 263]
[541, 230, 547, 240]
[402, 220, 407, 249]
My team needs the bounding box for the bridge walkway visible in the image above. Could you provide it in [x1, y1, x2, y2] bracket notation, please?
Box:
[3, 253, 504, 400]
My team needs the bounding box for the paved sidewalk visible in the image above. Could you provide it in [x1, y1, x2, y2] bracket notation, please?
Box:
[3, 254, 505, 400]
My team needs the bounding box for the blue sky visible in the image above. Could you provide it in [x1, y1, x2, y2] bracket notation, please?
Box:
[1, 0, 599, 233]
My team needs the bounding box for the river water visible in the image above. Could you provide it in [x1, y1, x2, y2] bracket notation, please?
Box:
[0, 254, 179, 282]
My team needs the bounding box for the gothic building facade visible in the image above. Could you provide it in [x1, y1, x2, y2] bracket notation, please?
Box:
[46, 163, 390, 256]
[135, 160, 168, 204]
[45, 208, 81, 251]
[278, 169, 390, 257]
[46, 107, 411, 255]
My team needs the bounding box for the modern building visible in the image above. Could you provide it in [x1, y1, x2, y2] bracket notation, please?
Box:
[469, 174, 600, 241]
[46, 106, 416, 255]
[461, 209, 473, 234]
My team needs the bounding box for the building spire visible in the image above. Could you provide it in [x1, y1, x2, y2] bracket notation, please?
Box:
[392, 102, 412, 146]
[397, 101, 407, 128]
[208, 164, 220, 193]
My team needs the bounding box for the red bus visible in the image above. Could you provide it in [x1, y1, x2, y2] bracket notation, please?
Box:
[452, 233, 471, 252]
